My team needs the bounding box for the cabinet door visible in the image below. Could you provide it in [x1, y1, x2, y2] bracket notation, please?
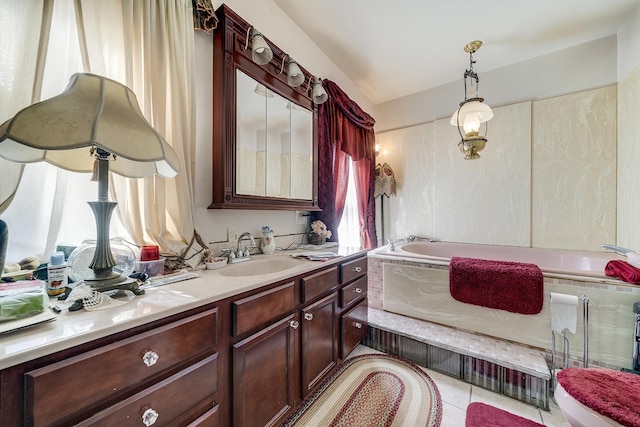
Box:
[341, 298, 368, 359]
[232, 314, 299, 427]
[301, 294, 337, 397]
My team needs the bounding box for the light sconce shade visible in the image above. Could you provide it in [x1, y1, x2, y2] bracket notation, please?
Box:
[286, 58, 305, 87]
[0, 73, 180, 294]
[305, 76, 327, 104]
[279, 55, 306, 88]
[450, 40, 493, 160]
[244, 27, 273, 65]
[311, 77, 327, 104]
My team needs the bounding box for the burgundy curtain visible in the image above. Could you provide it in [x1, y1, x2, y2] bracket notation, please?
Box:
[314, 80, 377, 248]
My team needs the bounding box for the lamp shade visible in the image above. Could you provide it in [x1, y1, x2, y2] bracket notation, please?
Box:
[287, 58, 305, 87]
[374, 163, 397, 198]
[250, 28, 273, 65]
[0, 73, 179, 178]
[449, 99, 494, 128]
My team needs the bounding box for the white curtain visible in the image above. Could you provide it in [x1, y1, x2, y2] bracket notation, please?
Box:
[0, 0, 52, 212]
[1, 0, 196, 264]
[76, 0, 196, 256]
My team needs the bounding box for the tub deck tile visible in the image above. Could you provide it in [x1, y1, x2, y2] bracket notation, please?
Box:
[368, 307, 550, 380]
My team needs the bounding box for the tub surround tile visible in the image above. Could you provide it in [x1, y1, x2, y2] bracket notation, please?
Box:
[376, 83, 622, 252]
[433, 102, 532, 247]
[375, 123, 435, 241]
[618, 66, 640, 251]
[532, 86, 617, 251]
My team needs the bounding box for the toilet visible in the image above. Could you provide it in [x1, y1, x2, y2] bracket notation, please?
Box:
[554, 381, 623, 426]
[554, 368, 638, 427]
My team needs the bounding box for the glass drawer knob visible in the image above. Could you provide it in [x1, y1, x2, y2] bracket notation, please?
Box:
[304, 313, 313, 321]
[142, 408, 159, 426]
[354, 287, 362, 294]
[354, 322, 362, 329]
[290, 320, 300, 329]
[353, 266, 361, 272]
[142, 350, 159, 367]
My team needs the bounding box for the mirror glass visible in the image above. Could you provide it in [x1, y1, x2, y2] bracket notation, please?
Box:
[235, 69, 313, 200]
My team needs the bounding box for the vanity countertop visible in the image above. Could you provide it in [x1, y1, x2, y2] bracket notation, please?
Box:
[0, 246, 367, 370]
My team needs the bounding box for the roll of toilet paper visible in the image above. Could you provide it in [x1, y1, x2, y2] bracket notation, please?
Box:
[550, 292, 578, 334]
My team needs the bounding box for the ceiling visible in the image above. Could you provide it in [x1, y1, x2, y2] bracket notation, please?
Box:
[274, 0, 640, 105]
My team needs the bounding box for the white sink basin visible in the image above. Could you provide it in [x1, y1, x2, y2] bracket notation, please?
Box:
[219, 256, 303, 277]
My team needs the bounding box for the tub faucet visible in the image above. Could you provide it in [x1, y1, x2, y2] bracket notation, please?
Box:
[406, 235, 436, 243]
[601, 244, 631, 256]
[386, 239, 395, 251]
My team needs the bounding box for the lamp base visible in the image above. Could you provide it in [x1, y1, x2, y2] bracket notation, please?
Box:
[84, 273, 145, 295]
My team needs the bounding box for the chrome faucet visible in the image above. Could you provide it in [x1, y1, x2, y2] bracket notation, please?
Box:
[406, 235, 436, 242]
[235, 232, 256, 258]
[386, 239, 395, 251]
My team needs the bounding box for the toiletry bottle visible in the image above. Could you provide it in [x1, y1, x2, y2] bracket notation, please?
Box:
[47, 251, 68, 296]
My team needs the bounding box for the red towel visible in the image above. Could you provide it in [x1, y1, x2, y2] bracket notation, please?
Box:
[605, 260, 640, 284]
[449, 257, 544, 315]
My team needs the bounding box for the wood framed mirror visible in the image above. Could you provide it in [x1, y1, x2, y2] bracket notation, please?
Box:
[209, 4, 319, 210]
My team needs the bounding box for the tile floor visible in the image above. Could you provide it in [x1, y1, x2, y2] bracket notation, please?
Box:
[349, 344, 571, 427]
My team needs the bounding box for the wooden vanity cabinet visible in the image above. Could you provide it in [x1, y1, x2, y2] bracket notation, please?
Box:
[339, 254, 368, 358]
[0, 305, 220, 427]
[229, 262, 343, 426]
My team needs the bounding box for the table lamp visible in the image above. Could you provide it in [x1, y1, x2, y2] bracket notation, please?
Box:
[0, 73, 180, 294]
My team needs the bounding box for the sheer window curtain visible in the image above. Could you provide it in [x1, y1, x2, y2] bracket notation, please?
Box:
[0, 0, 127, 261]
[0, 1, 51, 213]
[76, 0, 196, 258]
[1, 0, 196, 264]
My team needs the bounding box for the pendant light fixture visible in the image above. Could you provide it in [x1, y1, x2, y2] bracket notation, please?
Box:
[450, 40, 493, 160]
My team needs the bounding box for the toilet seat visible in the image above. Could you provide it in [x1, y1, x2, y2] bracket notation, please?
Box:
[554, 381, 623, 427]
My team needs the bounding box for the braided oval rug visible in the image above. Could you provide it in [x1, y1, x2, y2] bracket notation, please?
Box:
[281, 354, 443, 427]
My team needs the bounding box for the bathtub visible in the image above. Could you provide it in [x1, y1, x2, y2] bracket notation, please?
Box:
[379, 241, 624, 279]
[368, 241, 640, 370]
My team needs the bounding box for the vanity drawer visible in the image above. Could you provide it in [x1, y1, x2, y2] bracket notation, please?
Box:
[76, 353, 219, 426]
[302, 267, 338, 302]
[25, 308, 218, 427]
[341, 299, 368, 359]
[232, 281, 296, 336]
[340, 276, 367, 308]
[340, 256, 367, 284]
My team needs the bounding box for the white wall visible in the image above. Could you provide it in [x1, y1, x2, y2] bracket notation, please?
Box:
[375, 36, 618, 133]
[618, 6, 640, 80]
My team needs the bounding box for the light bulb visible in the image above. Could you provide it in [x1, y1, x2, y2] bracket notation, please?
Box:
[463, 113, 481, 135]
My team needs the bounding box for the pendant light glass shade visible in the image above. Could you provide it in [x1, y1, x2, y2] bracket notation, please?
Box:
[449, 99, 494, 131]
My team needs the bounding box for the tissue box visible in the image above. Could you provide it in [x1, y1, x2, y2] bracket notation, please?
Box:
[134, 258, 165, 277]
[0, 280, 46, 322]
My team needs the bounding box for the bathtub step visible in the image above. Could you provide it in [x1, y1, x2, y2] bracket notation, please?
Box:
[364, 307, 550, 410]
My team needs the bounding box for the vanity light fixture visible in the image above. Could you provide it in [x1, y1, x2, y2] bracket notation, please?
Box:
[0, 73, 180, 294]
[306, 76, 328, 104]
[450, 40, 494, 160]
[244, 26, 273, 65]
[279, 55, 305, 88]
